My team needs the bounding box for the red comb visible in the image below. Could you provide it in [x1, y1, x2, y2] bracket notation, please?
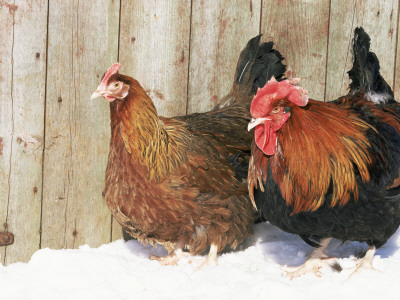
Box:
[250, 78, 308, 118]
[100, 63, 121, 87]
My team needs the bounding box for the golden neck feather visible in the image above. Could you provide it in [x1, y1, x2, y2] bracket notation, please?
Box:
[110, 80, 182, 180]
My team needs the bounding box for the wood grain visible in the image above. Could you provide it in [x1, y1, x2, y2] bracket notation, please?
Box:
[41, 0, 119, 250]
[326, 0, 399, 101]
[119, 0, 191, 118]
[261, 0, 330, 101]
[0, 0, 15, 263]
[187, 0, 261, 114]
[0, 0, 47, 264]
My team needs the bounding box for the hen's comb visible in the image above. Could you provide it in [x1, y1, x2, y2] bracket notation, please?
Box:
[100, 63, 121, 87]
[251, 77, 308, 117]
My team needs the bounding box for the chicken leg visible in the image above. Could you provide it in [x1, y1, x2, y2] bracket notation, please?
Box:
[349, 245, 380, 277]
[192, 244, 219, 270]
[283, 238, 339, 279]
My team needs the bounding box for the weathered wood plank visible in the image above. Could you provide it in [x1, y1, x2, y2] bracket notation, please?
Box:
[115, 0, 192, 240]
[187, 0, 261, 114]
[119, 0, 191, 118]
[326, 0, 399, 101]
[41, 0, 119, 250]
[0, 0, 47, 264]
[261, 0, 330, 101]
[0, 1, 15, 264]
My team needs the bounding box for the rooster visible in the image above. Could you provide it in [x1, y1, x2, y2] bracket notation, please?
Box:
[91, 36, 286, 266]
[247, 27, 400, 278]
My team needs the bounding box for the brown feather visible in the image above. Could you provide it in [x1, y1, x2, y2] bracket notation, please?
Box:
[249, 96, 376, 213]
[105, 75, 254, 255]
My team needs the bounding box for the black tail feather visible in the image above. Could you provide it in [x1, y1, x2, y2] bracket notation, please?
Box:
[217, 35, 286, 108]
[235, 35, 264, 85]
[235, 35, 286, 94]
[348, 27, 394, 102]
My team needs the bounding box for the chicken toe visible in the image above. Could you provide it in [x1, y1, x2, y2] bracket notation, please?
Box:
[150, 249, 192, 266]
[190, 244, 219, 270]
[283, 238, 339, 279]
[283, 257, 339, 279]
[349, 246, 380, 278]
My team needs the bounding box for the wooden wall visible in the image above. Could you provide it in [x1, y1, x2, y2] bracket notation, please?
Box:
[0, 0, 399, 264]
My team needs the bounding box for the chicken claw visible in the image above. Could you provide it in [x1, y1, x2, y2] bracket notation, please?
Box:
[283, 238, 340, 279]
[283, 257, 339, 279]
[348, 246, 381, 278]
[150, 249, 191, 266]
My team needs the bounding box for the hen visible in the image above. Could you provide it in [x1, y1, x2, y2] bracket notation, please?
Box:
[91, 36, 286, 265]
[247, 27, 400, 278]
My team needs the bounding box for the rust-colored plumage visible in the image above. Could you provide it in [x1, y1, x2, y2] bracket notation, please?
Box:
[246, 27, 400, 277]
[92, 36, 286, 263]
[249, 96, 377, 213]
[105, 79, 254, 255]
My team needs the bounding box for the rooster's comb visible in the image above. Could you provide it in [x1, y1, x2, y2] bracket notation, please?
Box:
[250, 77, 309, 117]
[100, 63, 121, 87]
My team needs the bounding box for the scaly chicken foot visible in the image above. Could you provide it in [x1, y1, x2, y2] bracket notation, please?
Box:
[283, 238, 339, 279]
[189, 244, 219, 270]
[349, 246, 380, 278]
[150, 248, 192, 265]
[283, 257, 339, 279]
[150, 240, 191, 265]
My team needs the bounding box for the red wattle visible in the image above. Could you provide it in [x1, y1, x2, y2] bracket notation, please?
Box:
[255, 123, 277, 156]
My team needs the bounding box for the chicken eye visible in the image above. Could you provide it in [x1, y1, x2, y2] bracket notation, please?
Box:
[114, 82, 120, 88]
[271, 106, 281, 114]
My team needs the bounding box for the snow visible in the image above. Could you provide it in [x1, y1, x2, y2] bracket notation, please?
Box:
[1, 222, 400, 300]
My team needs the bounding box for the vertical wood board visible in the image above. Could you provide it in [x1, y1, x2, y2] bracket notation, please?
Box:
[261, 0, 330, 101]
[0, 0, 47, 264]
[187, 0, 261, 114]
[0, 0, 16, 263]
[119, 0, 191, 118]
[41, 0, 119, 250]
